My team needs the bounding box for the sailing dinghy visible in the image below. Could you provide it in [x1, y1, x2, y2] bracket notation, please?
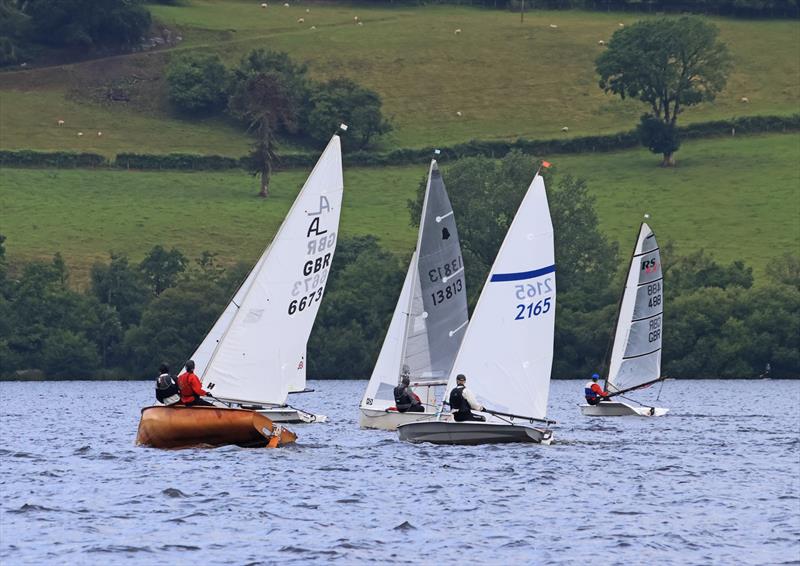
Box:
[580, 222, 668, 417]
[359, 160, 469, 430]
[136, 132, 344, 448]
[398, 169, 556, 445]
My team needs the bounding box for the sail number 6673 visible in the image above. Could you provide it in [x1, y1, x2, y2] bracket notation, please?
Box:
[515, 297, 552, 320]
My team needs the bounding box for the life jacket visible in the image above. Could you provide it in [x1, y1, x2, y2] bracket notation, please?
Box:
[394, 384, 415, 412]
[585, 381, 601, 399]
[449, 385, 471, 416]
[155, 373, 180, 405]
[178, 372, 205, 404]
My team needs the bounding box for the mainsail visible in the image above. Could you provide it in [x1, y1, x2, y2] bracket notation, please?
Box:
[445, 173, 555, 421]
[189, 134, 343, 405]
[360, 160, 468, 411]
[605, 223, 663, 393]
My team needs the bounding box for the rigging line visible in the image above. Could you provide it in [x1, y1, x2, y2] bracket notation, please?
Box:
[448, 320, 468, 337]
[622, 347, 661, 360]
[656, 378, 666, 401]
[442, 267, 464, 283]
[636, 276, 663, 287]
[435, 211, 454, 223]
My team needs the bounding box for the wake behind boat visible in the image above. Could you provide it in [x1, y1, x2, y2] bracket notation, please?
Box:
[580, 221, 668, 417]
[359, 159, 468, 430]
[135, 131, 345, 448]
[399, 167, 557, 445]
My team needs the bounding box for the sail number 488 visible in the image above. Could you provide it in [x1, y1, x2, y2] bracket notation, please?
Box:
[515, 298, 552, 320]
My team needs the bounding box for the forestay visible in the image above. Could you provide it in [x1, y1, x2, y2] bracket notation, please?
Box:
[193, 134, 343, 405]
[606, 223, 663, 393]
[401, 161, 469, 382]
[445, 174, 555, 421]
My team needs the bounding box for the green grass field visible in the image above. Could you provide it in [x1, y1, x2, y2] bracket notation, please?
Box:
[1, 2, 798, 156]
[3, 133, 797, 285]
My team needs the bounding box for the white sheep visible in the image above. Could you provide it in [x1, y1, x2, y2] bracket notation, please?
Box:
[77, 132, 84, 137]
[456, 111, 462, 117]
[618, 22, 624, 27]
[97, 131, 103, 136]
[310, 25, 316, 30]
[354, 16, 359, 21]
[260, 3, 267, 7]
[740, 96, 750, 103]
[57, 119, 65, 126]
[305, 8, 310, 12]
[357, 21, 363, 26]
[454, 28, 462, 34]
[549, 24, 558, 29]
[298, 17, 304, 23]
[283, 2, 289, 6]
[561, 126, 569, 132]
[598, 40, 605, 46]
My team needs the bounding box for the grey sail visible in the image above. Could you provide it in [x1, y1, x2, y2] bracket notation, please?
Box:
[401, 161, 469, 382]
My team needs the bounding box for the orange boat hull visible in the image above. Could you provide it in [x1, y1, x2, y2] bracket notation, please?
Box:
[136, 406, 297, 449]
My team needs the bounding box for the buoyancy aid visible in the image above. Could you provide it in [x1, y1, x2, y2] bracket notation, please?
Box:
[178, 372, 207, 404]
[394, 384, 418, 412]
[155, 373, 180, 405]
[584, 381, 608, 400]
[449, 385, 471, 417]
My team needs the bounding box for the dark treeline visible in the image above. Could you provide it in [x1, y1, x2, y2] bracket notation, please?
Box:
[1, 153, 797, 380]
[374, 0, 798, 18]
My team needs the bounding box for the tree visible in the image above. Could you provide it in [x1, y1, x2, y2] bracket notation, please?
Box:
[229, 71, 299, 198]
[24, 0, 151, 49]
[305, 78, 392, 149]
[90, 252, 150, 328]
[166, 53, 229, 115]
[596, 16, 732, 166]
[139, 245, 187, 296]
[0, 0, 30, 66]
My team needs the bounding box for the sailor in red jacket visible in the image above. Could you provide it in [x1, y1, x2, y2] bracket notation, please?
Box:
[584, 373, 611, 406]
[177, 360, 214, 406]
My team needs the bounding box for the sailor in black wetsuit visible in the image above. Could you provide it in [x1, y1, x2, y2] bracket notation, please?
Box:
[448, 374, 486, 422]
[394, 369, 425, 413]
[155, 363, 180, 406]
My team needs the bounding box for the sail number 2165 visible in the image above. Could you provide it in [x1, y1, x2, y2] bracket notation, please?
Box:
[515, 298, 552, 320]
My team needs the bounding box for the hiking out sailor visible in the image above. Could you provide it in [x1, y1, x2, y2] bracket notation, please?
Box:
[177, 360, 214, 407]
[394, 366, 424, 413]
[155, 363, 180, 406]
[584, 373, 610, 405]
[448, 374, 485, 422]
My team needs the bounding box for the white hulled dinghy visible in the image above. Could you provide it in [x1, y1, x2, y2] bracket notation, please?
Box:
[359, 159, 469, 430]
[136, 132, 344, 448]
[398, 169, 557, 445]
[580, 222, 668, 417]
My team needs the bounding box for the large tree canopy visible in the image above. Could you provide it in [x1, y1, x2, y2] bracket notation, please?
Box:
[596, 16, 732, 165]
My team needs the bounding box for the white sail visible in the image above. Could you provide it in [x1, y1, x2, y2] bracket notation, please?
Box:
[196, 134, 343, 405]
[445, 174, 555, 420]
[606, 223, 662, 393]
[360, 253, 417, 412]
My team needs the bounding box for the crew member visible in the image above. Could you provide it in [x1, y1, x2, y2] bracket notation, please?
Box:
[155, 363, 180, 406]
[394, 367, 424, 413]
[448, 374, 485, 422]
[584, 373, 610, 405]
[178, 360, 213, 407]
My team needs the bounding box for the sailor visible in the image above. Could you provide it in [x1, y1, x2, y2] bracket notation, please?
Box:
[448, 374, 485, 422]
[155, 363, 180, 405]
[394, 366, 424, 413]
[584, 373, 610, 405]
[177, 360, 214, 407]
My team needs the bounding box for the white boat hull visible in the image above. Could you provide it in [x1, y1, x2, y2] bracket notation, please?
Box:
[358, 408, 444, 431]
[579, 401, 668, 417]
[397, 420, 553, 445]
[255, 407, 328, 424]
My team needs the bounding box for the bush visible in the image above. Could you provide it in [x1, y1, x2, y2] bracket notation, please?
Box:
[166, 53, 229, 115]
[0, 150, 106, 168]
[305, 78, 392, 150]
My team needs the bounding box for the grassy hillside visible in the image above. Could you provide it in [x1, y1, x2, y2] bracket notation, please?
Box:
[1, 3, 798, 156]
[2, 133, 797, 285]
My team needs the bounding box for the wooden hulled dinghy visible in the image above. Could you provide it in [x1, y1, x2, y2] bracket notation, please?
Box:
[136, 406, 296, 449]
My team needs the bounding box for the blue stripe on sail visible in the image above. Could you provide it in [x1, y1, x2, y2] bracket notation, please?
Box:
[490, 264, 556, 282]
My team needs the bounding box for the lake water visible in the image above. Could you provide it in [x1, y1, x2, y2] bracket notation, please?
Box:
[1, 379, 798, 565]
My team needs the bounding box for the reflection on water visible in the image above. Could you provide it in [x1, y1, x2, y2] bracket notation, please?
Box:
[1, 379, 798, 564]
